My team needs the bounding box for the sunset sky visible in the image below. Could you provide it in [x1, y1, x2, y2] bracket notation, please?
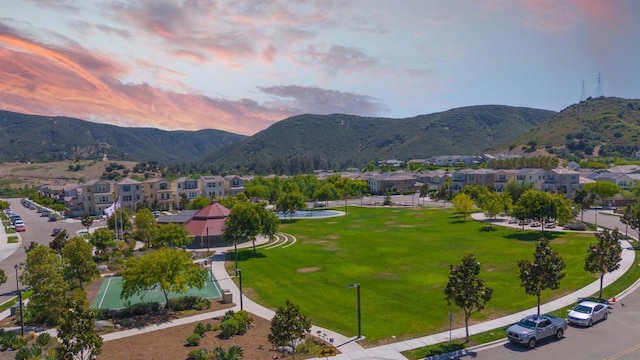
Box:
[1, 0, 638, 135]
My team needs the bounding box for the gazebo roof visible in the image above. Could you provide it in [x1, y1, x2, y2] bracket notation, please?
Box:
[185, 200, 230, 237]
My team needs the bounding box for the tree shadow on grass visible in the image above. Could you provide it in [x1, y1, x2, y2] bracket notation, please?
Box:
[232, 250, 267, 263]
[504, 231, 562, 242]
[479, 225, 498, 232]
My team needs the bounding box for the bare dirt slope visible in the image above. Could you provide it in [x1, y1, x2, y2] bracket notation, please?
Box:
[0, 160, 138, 187]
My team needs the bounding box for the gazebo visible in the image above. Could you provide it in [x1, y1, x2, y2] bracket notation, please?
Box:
[184, 200, 230, 249]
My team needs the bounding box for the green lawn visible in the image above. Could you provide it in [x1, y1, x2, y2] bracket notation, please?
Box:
[230, 207, 599, 344]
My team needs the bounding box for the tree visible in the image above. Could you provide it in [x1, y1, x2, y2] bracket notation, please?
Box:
[134, 208, 158, 248]
[451, 193, 474, 220]
[56, 299, 103, 360]
[81, 212, 94, 233]
[515, 190, 572, 230]
[478, 192, 511, 225]
[620, 200, 640, 239]
[573, 188, 595, 222]
[90, 228, 116, 258]
[120, 248, 208, 308]
[275, 191, 306, 219]
[443, 254, 493, 342]
[504, 180, 533, 203]
[107, 209, 132, 235]
[584, 229, 623, 299]
[21, 245, 68, 325]
[179, 193, 189, 209]
[188, 196, 212, 210]
[583, 181, 620, 208]
[518, 238, 566, 315]
[154, 223, 193, 248]
[62, 237, 98, 290]
[49, 229, 69, 255]
[268, 300, 312, 359]
[0, 269, 6, 286]
[223, 201, 279, 260]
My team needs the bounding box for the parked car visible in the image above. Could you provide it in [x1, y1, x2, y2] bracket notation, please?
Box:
[506, 314, 567, 348]
[530, 221, 541, 227]
[51, 228, 64, 236]
[49, 214, 58, 222]
[567, 301, 609, 327]
[28, 204, 37, 210]
[544, 222, 556, 229]
[15, 224, 26, 232]
[41, 210, 50, 217]
[153, 210, 161, 218]
[507, 218, 517, 224]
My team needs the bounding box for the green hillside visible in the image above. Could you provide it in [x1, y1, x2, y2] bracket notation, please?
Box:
[205, 105, 556, 173]
[515, 97, 640, 158]
[0, 110, 246, 164]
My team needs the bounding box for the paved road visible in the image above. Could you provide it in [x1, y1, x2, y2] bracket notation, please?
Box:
[470, 209, 640, 360]
[0, 198, 85, 303]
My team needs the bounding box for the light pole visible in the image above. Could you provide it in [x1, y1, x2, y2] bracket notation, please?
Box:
[14, 264, 24, 336]
[235, 268, 243, 311]
[347, 283, 361, 339]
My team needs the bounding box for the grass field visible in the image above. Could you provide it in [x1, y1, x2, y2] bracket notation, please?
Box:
[230, 206, 601, 344]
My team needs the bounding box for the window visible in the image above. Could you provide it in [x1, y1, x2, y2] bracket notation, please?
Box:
[122, 185, 131, 192]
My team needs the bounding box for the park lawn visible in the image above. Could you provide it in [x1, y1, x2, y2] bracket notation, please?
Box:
[230, 207, 598, 345]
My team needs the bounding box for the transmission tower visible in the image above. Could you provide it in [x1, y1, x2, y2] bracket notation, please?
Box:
[580, 80, 586, 101]
[596, 72, 604, 97]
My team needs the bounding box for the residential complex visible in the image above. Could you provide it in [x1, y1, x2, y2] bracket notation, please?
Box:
[39, 164, 640, 217]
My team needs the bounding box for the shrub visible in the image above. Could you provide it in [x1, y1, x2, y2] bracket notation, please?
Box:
[15, 344, 42, 360]
[564, 222, 588, 231]
[36, 332, 51, 347]
[167, 296, 211, 311]
[234, 310, 254, 328]
[220, 319, 240, 338]
[193, 322, 212, 337]
[1, 332, 27, 350]
[187, 348, 210, 360]
[185, 333, 201, 346]
[221, 310, 235, 322]
[119, 301, 161, 318]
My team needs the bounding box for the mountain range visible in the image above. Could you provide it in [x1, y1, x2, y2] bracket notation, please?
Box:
[1, 97, 638, 174]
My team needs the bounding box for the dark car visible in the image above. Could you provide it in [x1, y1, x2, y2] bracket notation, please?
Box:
[51, 228, 64, 236]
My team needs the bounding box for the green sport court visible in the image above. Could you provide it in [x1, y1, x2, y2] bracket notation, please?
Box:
[91, 272, 224, 310]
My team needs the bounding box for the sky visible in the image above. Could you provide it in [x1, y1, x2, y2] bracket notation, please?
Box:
[1, 0, 639, 136]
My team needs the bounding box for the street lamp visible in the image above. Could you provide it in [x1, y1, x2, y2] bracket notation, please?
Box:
[235, 268, 243, 311]
[347, 283, 361, 339]
[14, 264, 24, 336]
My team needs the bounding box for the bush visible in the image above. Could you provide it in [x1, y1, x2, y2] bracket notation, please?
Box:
[119, 301, 161, 318]
[185, 333, 201, 346]
[15, 344, 42, 360]
[220, 319, 240, 338]
[167, 296, 211, 311]
[564, 222, 588, 231]
[1, 331, 27, 350]
[187, 348, 210, 360]
[193, 322, 212, 337]
[36, 332, 51, 347]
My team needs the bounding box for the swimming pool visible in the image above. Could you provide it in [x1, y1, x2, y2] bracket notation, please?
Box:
[276, 210, 343, 219]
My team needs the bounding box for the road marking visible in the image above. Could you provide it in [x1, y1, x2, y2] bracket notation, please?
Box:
[605, 342, 640, 359]
[97, 277, 112, 309]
